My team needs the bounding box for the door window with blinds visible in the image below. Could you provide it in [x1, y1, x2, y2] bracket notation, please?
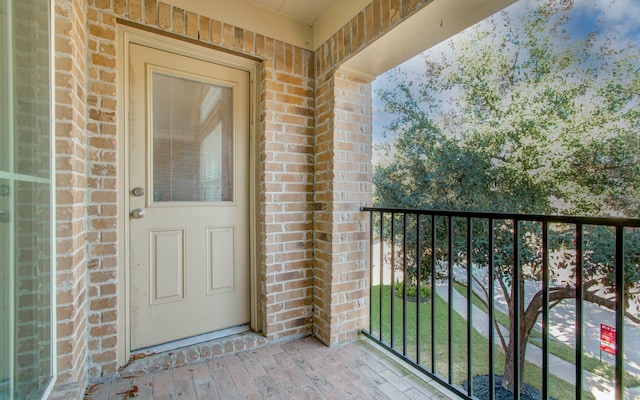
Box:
[151, 71, 234, 203]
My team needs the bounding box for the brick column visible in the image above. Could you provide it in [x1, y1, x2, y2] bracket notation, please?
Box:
[313, 68, 372, 345]
[259, 45, 316, 341]
[52, 0, 89, 396]
[85, 0, 121, 378]
[309, 0, 436, 346]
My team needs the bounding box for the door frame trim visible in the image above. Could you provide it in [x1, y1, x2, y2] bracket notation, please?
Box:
[117, 24, 260, 365]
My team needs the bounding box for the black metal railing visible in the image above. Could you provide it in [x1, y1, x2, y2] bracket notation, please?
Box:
[361, 206, 640, 400]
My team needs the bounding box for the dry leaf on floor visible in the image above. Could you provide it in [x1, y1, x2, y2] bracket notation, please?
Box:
[84, 383, 99, 395]
[117, 385, 139, 398]
[131, 352, 155, 360]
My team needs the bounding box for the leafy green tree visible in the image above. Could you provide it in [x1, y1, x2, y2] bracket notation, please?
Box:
[374, 0, 640, 393]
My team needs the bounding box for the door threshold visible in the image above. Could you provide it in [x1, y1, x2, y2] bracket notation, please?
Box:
[120, 328, 267, 377]
[134, 324, 250, 355]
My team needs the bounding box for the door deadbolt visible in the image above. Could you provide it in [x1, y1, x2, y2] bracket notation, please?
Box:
[132, 187, 145, 197]
[130, 208, 145, 219]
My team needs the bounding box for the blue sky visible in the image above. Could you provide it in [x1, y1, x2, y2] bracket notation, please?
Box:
[372, 0, 640, 155]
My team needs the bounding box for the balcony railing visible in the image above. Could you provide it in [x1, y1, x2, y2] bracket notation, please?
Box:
[361, 206, 640, 400]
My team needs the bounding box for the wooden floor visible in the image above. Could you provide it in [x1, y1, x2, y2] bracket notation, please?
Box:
[84, 336, 455, 400]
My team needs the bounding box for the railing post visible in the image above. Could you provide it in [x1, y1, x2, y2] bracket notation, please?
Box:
[542, 222, 549, 400]
[402, 212, 408, 357]
[390, 212, 395, 350]
[369, 210, 374, 336]
[416, 214, 422, 365]
[615, 226, 625, 400]
[576, 224, 583, 400]
[379, 212, 384, 341]
[513, 219, 521, 400]
[488, 218, 495, 400]
[466, 217, 473, 397]
[431, 215, 436, 374]
[448, 216, 453, 384]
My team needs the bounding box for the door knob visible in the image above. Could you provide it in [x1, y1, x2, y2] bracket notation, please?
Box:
[132, 187, 145, 197]
[0, 210, 9, 223]
[130, 208, 145, 219]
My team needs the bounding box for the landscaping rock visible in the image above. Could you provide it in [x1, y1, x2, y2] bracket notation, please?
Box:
[462, 375, 556, 400]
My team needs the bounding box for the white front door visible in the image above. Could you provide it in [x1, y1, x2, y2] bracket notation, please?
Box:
[128, 43, 250, 350]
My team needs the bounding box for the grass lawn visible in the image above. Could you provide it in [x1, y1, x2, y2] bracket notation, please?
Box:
[451, 282, 640, 388]
[369, 285, 596, 400]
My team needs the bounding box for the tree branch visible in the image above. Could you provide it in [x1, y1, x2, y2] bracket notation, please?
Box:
[583, 280, 599, 290]
[528, 285, 640, 325]
[469, 275, 508, 351]
[584, 289, 640, 324]
[498, 276, 512, 316]
[509, 49, 521, 86]
[472, 274, 490, 300]
[494, 313, 509, 352]
[548, 299, 563, 310]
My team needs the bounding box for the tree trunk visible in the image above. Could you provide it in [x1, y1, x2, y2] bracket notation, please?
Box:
[501, 275, 538, 394]
[497, 279, 634, 393]
[501, 332, 528, 394]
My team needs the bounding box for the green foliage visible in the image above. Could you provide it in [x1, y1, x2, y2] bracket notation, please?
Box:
[374, 0, 640, 392]
[374, 0, 640, 293]
[393, 280, 431, 301]
[374, 2, 640, 218]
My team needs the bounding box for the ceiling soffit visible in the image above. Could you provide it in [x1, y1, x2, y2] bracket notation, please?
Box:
[163, 0, 516, 78]
[341, 0, 517, 79]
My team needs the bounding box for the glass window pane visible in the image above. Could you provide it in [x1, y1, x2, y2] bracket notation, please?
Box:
[12, 0, 50, 179]
[0, 180, 10, 399]
[1, 2, 10, 392]
[1, 0, 9, 172]
[2, 0, 53, 398]
[152, 72, 234, 203]
[14, 181, 51, 398]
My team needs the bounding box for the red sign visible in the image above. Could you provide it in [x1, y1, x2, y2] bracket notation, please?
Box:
[600, 324, 616, 356]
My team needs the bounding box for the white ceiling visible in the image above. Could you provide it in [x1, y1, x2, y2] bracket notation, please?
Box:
[246, 0, 340, 25]
[168, 0, 370, 49]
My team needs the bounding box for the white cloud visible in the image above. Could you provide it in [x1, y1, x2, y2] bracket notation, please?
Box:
[574, 0, 640, 40]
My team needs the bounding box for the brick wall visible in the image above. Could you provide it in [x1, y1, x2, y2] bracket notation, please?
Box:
[83, 0, 316, 378]
[50, 0, 436, 387]
[54, 0, 89, 395]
